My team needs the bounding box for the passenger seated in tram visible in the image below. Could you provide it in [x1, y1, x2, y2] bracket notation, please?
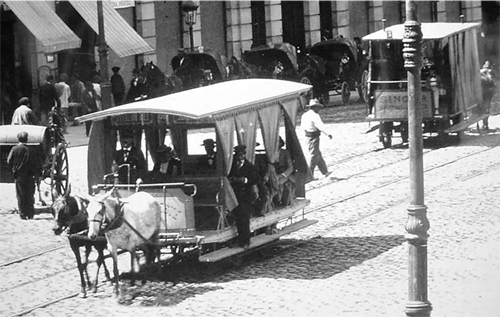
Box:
[111, 130, 147, 184]
[147, 145, 181, 183]
[197, 138, 216, 173]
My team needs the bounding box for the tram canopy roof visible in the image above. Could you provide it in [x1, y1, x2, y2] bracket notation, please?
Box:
[362, 22, 481, 41]
[68, 0, 153, 57]
[76, 79, 312, 123]
[4, 1, 81, 53]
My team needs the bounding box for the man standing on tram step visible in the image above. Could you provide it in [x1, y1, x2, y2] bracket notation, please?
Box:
[7, 131, 41, 220]
[39, 74, 61, 126]
[300, 98, 332, 179]
[110, 66, 126, 106]
[228, 145, 261, 249]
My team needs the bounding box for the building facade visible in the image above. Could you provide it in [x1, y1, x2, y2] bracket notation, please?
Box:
[0, 1, 498, 123]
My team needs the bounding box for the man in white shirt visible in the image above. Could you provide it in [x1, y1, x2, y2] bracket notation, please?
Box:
[55, 73, 71, 133]
[300, 98, 332, 178]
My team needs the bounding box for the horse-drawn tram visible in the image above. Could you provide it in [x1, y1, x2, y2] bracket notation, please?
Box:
[362, 22, 485, 148]
[77, 78, 317, 264]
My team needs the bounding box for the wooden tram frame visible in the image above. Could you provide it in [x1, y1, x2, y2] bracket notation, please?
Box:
[0, 124, 69, 202]
[77, 79, 317, 262]
[361, 22, 484, 148]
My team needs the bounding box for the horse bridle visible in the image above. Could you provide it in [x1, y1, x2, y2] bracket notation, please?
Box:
[57, 197, 88, 234]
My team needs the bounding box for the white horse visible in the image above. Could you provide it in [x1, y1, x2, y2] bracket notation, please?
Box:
[87, 189, 161, 296]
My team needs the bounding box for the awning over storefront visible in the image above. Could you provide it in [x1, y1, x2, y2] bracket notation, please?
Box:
[4, 1, 81, 53]
[69, 0, 154, 58]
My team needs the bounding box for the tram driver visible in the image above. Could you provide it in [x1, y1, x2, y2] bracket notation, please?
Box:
[111, 130, 147, 184]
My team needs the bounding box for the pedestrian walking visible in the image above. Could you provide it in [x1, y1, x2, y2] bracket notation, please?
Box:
[39, 74, 60, 126]
[55, 73, 71, 133]
[480, 61, 497, 131]
[110, 66, 126, 106]
[69, 73, 86, 125]
[11, 97, 39, 125]
[7, 131, 41, 220]
[300, 98, 332, 179]
[82, 81, 100, 137]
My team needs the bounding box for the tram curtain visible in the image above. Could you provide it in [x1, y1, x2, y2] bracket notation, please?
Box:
[215, 118, 238, 211]
[258, 106, 281, 163]
[234, 112, 258, 164]
[280, 98, 301, 128]
[448, 29, 482, 116]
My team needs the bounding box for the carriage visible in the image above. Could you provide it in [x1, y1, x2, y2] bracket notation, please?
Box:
[241, 43, 300, 82]
[171, 48, 229, 91]
[361, 22, 485, 148]
[0, 122, 69, 203]
[76, 78, 316, 263]
[299, 37, 364, 106]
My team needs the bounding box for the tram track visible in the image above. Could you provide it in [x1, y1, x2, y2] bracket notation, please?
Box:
[5, 135, 499, 316]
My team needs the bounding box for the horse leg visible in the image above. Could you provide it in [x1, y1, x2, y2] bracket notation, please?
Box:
[110, 246, 120, 297]
[97, 243, 112, 283]
[83, 244, 92, 289]
[70, 242, 87, 298]
[130, 249, 139, 286]
[91, 244, 108, 293]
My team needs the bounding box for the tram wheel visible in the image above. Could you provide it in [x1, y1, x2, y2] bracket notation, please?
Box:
[382, 132, 392, 148]
[341, 82, 350, 106]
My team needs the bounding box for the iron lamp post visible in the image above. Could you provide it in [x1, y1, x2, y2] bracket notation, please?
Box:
[403, 1, 432, 316]
[182, 1, 199, 51]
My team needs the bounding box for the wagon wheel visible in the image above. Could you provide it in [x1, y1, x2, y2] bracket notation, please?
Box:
[50, 143, 69, 201]
[341, 81, 350, 106]
[358, 70, 369, 103]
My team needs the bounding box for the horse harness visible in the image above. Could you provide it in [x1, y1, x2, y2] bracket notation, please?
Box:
[95, 198, 155, 244]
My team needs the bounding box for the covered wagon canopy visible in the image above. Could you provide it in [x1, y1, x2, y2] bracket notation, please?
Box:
[362, 22, 480, 41]
[363, 22, 483, 118]
[0, 125, 49, 146]
[76, 79, 311, 123]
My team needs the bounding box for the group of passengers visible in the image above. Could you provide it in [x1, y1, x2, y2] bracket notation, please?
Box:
[109, 129, 296, 247]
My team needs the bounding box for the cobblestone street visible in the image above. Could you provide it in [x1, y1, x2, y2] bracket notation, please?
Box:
[1, 101, 499, 317]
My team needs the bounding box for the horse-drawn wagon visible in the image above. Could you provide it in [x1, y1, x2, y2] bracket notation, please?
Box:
[361, 22, 485, 148]
[76, 78, 317, 264]
[0, 123, 68, 203]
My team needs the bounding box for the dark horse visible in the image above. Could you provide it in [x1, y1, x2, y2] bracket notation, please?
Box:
[52, 186, 111, 298]
[141, 61, 181, 99]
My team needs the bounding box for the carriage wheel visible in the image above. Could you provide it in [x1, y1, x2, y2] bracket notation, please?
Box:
[358, 70, 369, 103]
[50, 143, 69, 201]
[341, 82, 350, 106]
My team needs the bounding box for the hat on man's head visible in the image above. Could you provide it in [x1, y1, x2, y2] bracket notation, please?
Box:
[112, 66, 120, 72]
[201, 138, 216, 146]
[157, 144, 172, 154]
[18, 97, 30, 106]
[17, 131, 28, 143]
[119, 129, 135, 139]
[234, 144, 247, 154]
[307, 98, 323, 108]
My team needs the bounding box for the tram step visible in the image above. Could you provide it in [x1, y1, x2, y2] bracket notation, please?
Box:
[444, 114, 489, 133]
[198, 218, 318, 263]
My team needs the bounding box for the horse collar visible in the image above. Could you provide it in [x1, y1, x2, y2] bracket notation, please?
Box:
[103, 201, 125, 232]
